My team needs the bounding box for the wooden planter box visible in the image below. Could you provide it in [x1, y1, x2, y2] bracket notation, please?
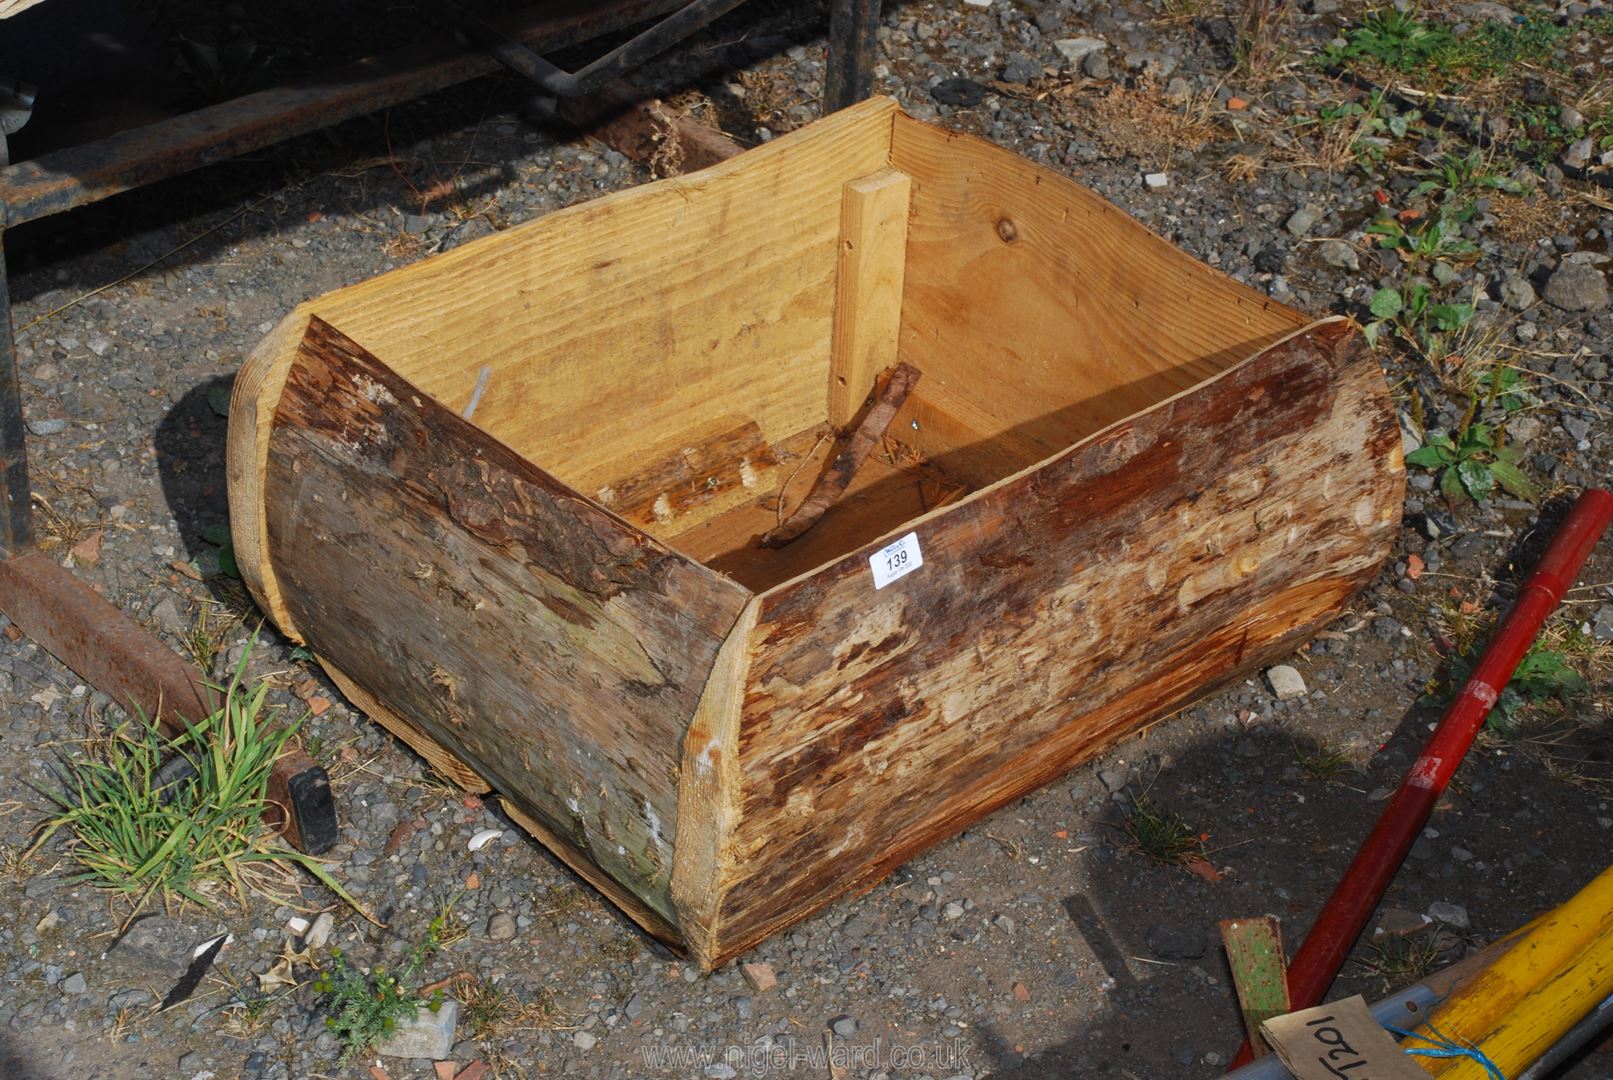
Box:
[228, 97, 1403, 967]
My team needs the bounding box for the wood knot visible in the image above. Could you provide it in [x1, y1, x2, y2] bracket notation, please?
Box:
[995, 217, 1019, 244]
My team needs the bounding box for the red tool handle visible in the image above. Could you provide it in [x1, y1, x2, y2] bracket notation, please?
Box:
[1229, 487, 1613, 1069]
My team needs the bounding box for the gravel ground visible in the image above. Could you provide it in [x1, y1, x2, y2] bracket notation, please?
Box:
[2, 1, 1612, 1078]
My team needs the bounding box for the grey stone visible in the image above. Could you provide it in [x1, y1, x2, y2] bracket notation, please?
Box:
[830, 1015, 857, 1038]
[1450, 533, 1488, 560]
[573, 1029, 597, 1051]
[25, 418, 67, 437]
[943, 901, 965, 920]
[1002, 53, 1042, 84]
[374, 999, 458, 1059]
[1542, 260, 1609, 311]
[1317, 240, 1359, 271]
[1053, 37, 1107, 65]
[1559, 104, 1585, 131]
[1123, 52, 1177, 79]
[1098, 767, 1129, 792]
[61, 972, 87, 994]
[1144, 172, 1169, 190]
[1498, 270, 1537, 311]
[1591, 604, 1613, 643]
[1427, 901, 1470, 929]
[1082, 50, 1111, 80]
[108, 988, 154, 1011]
[1285, 205, 1322, 238]
[1506, 416, 1542, 444]
[105, 916, 198, 982]
[1265, 664, 1307, 701]
[488, 912, 517, 941]
[305, 912, 335, 950]
[1145, 924, 1206, 960]
[1564, 137, 1594, 171]
[150, 597, 188, 638]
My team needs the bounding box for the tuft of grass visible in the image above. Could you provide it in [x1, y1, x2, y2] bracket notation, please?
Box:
[535, 882, 591, 929]
[30, 640, 364, 918]
[1121, 795, 1206, 866]
[600, 934, 642, 964]
[1354, 929, 1458, 988]
[461, 982, 558, 1040]
[1235, 0, 1296, 82]
[313, 915, 448, 1065]
[431, 892, 469, 948]
[1295, 741, 1356, 783]
[177, 601, 243, 674]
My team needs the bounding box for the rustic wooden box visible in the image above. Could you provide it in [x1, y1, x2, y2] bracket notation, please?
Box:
[228, 97, 1403, 967]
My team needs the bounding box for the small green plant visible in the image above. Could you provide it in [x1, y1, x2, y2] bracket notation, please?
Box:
[1434, 17, 1570, 81]
[1365, 283, 1475, 354]
[1470, 364, 1539, 414]
[1367, 214, 1478, 267]
[313, 917, 448, 1065]
[1405, 421, 1536, 503]
[1325, 10, 1565, 86]
[1444, 639, 1588, 738]
[1324, 9, 1455, 72]
[198, 522, 240, 579]
[1413, 149, 1526, 205]
[32, 642, 361, 914]
[1121, 795, 1205, 866]
[1303, 91, 1426, 168]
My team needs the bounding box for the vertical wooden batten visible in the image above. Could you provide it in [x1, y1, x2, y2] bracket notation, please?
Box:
[827, 168, 913, 428]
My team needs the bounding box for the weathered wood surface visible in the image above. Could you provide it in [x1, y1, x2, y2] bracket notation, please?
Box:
[762, 362, 921, 547]
[263, 317, 751, 929]
[556, 78, 744, 175]
[690, 319, 1403, 965]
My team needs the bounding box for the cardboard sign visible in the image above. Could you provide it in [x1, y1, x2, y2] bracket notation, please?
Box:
[1261, 995, 1430, 1080]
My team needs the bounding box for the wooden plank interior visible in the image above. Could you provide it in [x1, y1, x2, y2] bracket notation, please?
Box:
[827, 168, 913, 428]
[888, 112, 1311, 487]
[665, 425, 965, 593]
[282, 97, 895, 481]
[576, 416, 782, 540]
[263, 317, 752, 926]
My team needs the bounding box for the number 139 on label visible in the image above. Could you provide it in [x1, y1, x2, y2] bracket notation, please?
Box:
[870, 532, 923, 589]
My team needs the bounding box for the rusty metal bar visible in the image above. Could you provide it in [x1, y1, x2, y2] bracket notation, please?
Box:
[0, 0, 687, 227]
[0, 212, 32, 554]
[453, 0, 750, 98]
[824, 0, 882, 113]
[0, 551, 338, 852]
